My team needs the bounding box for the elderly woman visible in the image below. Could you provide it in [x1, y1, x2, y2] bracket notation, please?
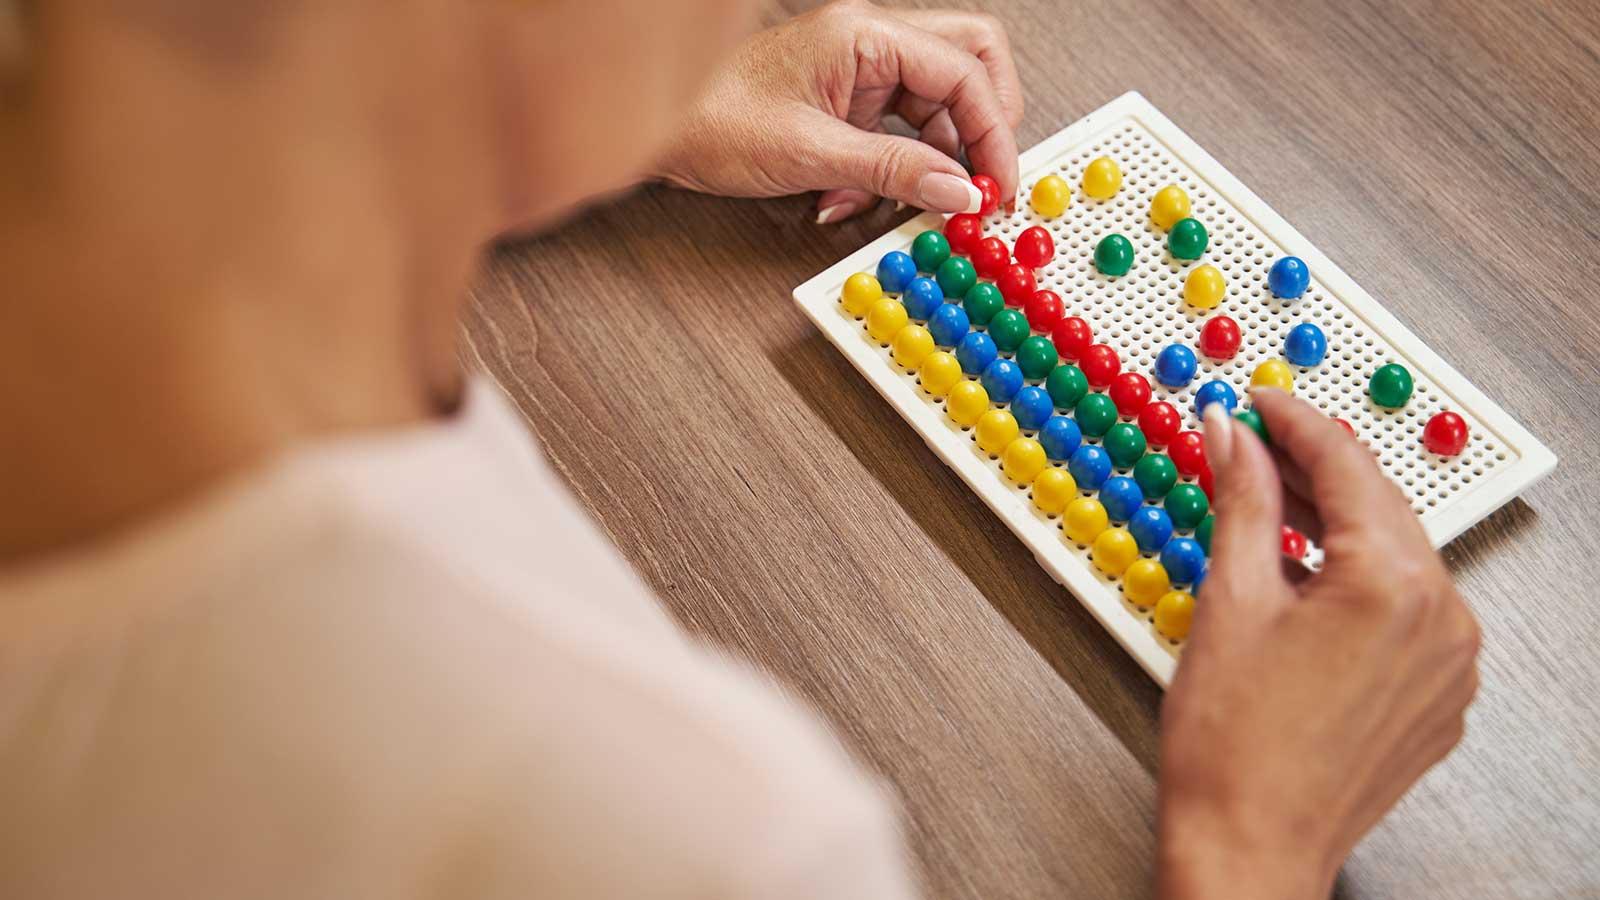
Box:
[0, 1, 1477, 898]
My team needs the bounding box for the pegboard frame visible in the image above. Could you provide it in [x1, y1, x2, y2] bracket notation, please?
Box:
[792, 92, 1556, 685]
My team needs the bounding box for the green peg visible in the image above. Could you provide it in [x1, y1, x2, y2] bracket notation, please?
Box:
[1016, 336, 1059, 381]
[1046, 364, 1088, 409]
[1094, 234, 1135, 277]
[935, 256, 976, 299]
[1369, 363, 1414, 409]
[963, 282, 1004, 326]
[1168, 218, 1208, 260]
[911, 230, 951, 273]
[988, 309, 1030, 354]
[1133, 453, 1178, 500]
[1074, 393, 1118, 438]
[1195, 514, 1215, 555]
[1104, 423, 1148, 469]
[1165, 483, 1210, 530]
[1234, 408, 1270, 443]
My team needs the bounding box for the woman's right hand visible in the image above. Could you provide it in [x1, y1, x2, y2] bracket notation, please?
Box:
[1156, 390, 1481, 900]
[650, 0, 1023, 224]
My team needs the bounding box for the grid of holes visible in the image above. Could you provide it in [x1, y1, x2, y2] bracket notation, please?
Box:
[837, 120, 1514, 646]
[995, 122, 1513, 515]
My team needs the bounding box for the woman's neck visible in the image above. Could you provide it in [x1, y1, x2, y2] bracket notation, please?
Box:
[0, 4, 493, 564]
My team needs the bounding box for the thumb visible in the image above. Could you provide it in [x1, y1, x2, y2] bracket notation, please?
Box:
[1199, 404, 1291, 612]
[801, 114, 984, 214]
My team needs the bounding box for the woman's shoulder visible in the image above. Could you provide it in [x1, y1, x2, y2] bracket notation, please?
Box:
[0, 436, 914, 899]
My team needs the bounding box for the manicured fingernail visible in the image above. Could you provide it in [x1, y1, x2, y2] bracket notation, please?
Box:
[1203, 404, 1234, 470]
[918, 172, 983, 213]
[816, 204, 848, 225]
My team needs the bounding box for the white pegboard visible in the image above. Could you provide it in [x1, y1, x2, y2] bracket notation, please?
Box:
[792, 92, 1556, 686]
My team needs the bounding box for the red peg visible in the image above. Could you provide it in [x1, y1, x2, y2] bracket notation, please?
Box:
[1024, 290, 1064, 332]
[1197, 315, 1242, 360]
[1079, 343, 1122, 389]
[1169, 430, 1208, 478]
[1051, 316, 1093, 361]
[1013, 225, 1055, 269]
[997, 263, 1037, 306]
[1281, 525, 1308, 560]
[1139, 401, 1181, 447]
[972, 174, 1001, 216]
[972, 236, 1010, 280]
[943, 214, 983, 255]
[1109, 372, 1153, 418]
[1423, 411, 1469, 456]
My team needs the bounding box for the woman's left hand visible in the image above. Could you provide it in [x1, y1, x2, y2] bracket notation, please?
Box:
[651, 0, 1024, 223]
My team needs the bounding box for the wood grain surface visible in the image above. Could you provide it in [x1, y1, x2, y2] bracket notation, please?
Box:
[462, 1, 1600, 896]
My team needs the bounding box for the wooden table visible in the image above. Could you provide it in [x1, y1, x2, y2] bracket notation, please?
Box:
[463, 1, 1600, 895]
